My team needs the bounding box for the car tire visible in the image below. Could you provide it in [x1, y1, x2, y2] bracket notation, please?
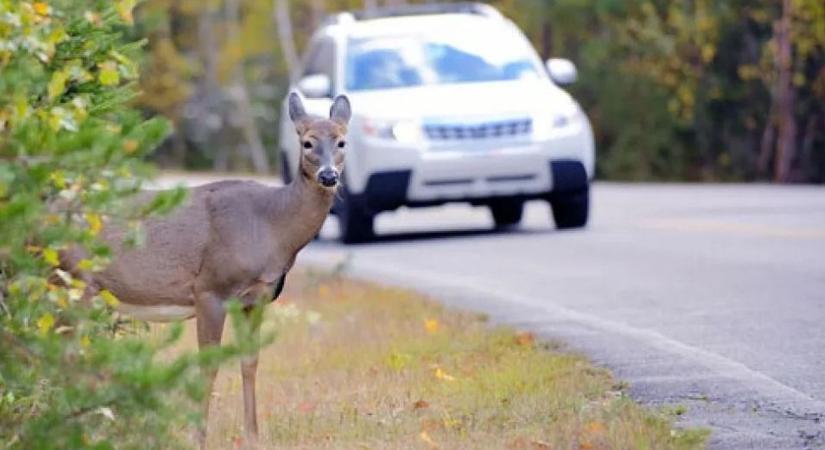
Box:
[489, 200, 524, 228]
[337, 187, 375, 244]
[550, 187, 589, 229]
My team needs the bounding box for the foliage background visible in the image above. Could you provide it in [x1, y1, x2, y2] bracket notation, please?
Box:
[135, 0, 824, 182]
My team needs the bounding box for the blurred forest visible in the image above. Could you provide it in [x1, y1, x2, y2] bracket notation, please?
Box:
[134, 0, 825, 182]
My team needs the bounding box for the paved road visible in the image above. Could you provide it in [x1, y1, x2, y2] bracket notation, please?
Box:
[298, 183, 825, 449]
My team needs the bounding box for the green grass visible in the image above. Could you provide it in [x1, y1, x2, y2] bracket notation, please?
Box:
[157, 268, 708, 449]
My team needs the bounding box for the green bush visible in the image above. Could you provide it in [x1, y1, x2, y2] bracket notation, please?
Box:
[0, 2, 235, 448]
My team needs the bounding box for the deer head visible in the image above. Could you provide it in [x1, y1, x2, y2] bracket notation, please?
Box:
[288, 92, 351, 189]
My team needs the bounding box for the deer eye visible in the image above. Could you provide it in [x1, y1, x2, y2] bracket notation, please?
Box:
[302, 141, 313, 149]
[337, 141, 346, 149]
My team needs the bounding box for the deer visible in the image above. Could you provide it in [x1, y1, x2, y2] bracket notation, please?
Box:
[63, 93, 351, 448]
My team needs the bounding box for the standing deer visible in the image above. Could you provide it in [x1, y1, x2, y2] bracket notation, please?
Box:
[66, 93, 351, 448]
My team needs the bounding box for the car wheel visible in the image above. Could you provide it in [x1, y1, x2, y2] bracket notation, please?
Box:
[489, 200, 524, 228]
[337, 187, 375, 244]
[550, 187, 589, 229]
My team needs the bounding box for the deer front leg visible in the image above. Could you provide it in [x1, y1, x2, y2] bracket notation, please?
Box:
[195, 292, 226, 450]
[240, 306, 263, 448]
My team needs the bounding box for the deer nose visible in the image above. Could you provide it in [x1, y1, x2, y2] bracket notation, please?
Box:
[317, 169, 339, 187]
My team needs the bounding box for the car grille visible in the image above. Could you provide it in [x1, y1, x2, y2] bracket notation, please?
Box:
[423, 118, 532, 141]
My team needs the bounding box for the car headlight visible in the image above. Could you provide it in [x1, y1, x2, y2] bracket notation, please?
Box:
[533, 106, 581, 140]
[362, 118, 422, 144]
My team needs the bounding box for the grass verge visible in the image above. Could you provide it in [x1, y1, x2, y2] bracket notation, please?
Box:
[159, 267, 708, 449]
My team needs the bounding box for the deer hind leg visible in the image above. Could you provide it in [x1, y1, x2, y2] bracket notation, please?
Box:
[194, 292, 226, 450]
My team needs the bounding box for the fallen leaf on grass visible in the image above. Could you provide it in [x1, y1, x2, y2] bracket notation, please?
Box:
[97, 407, 115, 421]
[420, 430, 438, 448]
[585, 421, 606, 434]
[413, 399, 430, 410]
[515, 331, 536, 347]
[434, 367, 455, 381]
[424, 318, 440, 334]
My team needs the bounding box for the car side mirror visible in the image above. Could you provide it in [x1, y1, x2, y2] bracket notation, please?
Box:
[546, 58, 577, 86]
[297, 74, 332, 98]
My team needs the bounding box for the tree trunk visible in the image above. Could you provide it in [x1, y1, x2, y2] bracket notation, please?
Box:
[226, 0, 270, 174]
[541, 22, 553, 60]
[757, 106, 775, 176]
[198, 5, 228, 172]
[773, 0, 797, 182]
[274, 0, 300, 82]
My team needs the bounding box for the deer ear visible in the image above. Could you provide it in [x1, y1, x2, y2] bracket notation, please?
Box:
[329, 95, 351, 126]
[288, 92, 307, 123]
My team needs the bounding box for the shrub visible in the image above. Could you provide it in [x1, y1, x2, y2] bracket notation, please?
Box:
[0, 2, 233, 448]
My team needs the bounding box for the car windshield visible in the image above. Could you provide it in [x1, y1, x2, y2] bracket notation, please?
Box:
[345, 25, 540, 91]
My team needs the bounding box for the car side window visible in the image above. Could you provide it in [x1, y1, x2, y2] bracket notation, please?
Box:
[302, 39, 336, 92]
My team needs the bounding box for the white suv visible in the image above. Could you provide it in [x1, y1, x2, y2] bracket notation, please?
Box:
[279, 3, 595, 243]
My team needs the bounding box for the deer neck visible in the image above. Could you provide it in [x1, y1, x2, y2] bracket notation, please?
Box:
[267, 171, 335, 252]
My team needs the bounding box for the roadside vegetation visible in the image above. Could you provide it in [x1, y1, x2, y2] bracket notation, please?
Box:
[0, 2, 246, 448]
[155, 268, 709, 449]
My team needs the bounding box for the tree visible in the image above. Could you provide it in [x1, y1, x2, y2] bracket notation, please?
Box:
[0, 2, 237, 447]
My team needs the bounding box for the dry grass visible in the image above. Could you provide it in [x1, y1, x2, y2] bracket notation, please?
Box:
[155, 267, 708, 450]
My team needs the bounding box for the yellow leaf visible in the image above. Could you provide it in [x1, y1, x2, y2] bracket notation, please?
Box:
[80, 335, 91, 348]
[50, 171, 66, 189]
[42, 248, 60, 266]
[434, 367, 455, 381]
[76, 259, 94, 271]
[116, 0, 137, 24]
[100, 289, 119, 307]
[48, 70, 68, 100]
[38, 313, 55, 335]
[86, 213, 102, 235]
[424, 318, 439, 334]
[98, 62, 120, 86]
[33, 2, 49, 16]
[419, 430, 437, 447]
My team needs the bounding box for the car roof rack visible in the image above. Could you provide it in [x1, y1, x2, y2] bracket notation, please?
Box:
[322, 2, 503, 26]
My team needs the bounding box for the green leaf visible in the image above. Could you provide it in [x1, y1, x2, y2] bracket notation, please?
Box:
[48, 70, 68, 100]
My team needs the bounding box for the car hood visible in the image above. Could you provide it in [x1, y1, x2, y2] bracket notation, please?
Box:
[344, 79, 576, 121]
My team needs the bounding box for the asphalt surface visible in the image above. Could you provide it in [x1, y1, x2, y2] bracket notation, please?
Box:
[296, 183, 825, 449]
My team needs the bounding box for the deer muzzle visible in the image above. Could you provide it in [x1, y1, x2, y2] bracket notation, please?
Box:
[317, 167, 339, 187]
